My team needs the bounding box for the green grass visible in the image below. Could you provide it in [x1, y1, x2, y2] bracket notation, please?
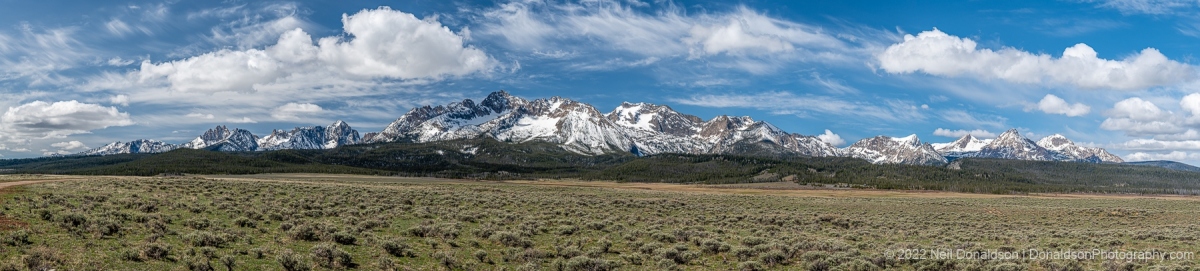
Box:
[0, 176, 1198, 270]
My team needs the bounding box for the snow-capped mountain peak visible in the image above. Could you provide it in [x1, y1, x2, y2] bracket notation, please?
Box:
[1036, 134, 1073, 151]
[181, 125, 260, 151]
[991, 129, 1030, 146]
[606, 102, 704, 136]
[258, 121, 362, 151]
[932, 134, 992, 154]
[360, 91, 840, 157]
[891, 134, 920, 147]
[371, 91, 529, 144]
[843, 135, 947, 165]
[929, 131, 1123, 163]
[78, 139, 178, 156]
[968, 129, 1056, 161]
[72, 91, 1125, 166]
[1034, 134, 1124, 163]
[324, 120, 361, 149]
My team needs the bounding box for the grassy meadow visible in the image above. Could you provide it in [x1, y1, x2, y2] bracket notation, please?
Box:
[0, 175, 1197, 270]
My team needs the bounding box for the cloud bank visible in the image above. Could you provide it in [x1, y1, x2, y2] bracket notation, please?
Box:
[933, 128, 997, 138]
[135, 7, 494, 94]
[1035, 94, 1091, 116]
[878, 28, 1194, 90]
[1, 100, 134, 141]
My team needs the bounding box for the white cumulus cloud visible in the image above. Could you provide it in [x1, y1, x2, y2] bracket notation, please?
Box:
[1034, 94, 1090, 116]
[478, 1, 864, 73]
[816, 129, 845, 146]
[1100, 97, 1183, 136]
[1179, 93, 1200, 123]
[683, 7, 844, 57]
[226, 117, 257, 124]
[1101, 94, 1200, 157]
[271, 102, 323, 120]
[50, 140, 88, 151]
[135, 7, 494, 94]
[186, 112, 215, 119]
[1125, 151, 1200, 162]
[878, 28, 1195, 90]
[110, 94, 130, 106]
[0, 100, 134, 141]
[1112, 139, 1200, 151]
[933, 128, 997, 138]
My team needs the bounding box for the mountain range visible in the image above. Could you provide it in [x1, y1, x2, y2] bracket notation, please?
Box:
[77, 90, 1124, 166]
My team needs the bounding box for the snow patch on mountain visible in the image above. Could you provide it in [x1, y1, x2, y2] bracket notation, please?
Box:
[843, 135, 947, 165]
[1035, 134, 1123, 163]
[258, 120, 361, 151]
[78, 140, 178, 156]
[73, 91, 1125, 167]
[181, 125, 260, 151]
[933, 134, 993, 159]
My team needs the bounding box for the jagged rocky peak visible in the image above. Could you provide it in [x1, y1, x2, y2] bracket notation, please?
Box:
[969, 129, 1057, 161]
[258, 126, 321, 151]
[1036, 134, 1073, 150]
[607, 102, 704, 136]
[491, 95, 634, 155]
[258, 120, 362, 151]
[1034, 134, 1125, 163]
[78, 139, 178, 156]
[183, 125, 259, 151]
[372, 90, 533, 144]
[481, 90, 527, 113]
[988, 128, 1027, 146]
[699, 115, 757, 137]
[324, 120, 360, 148]
[934, 134, 991, 153]
[522, 96, 601, 118]
[892, 134, 921, 147]
[198, 125, 232, 142]
[361, 132, 382, 143]
[445, 91, 527, 120]
[930, 130, 1125, 163]
[844, 135, 947, 166]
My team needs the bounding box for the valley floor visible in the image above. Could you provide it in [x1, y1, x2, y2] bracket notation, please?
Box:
[0, 174, 1197, 270]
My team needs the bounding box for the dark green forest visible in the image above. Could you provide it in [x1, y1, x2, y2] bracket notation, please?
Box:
[3, 138, 1199, 194]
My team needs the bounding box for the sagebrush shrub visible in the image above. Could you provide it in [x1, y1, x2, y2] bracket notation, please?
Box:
[311, 243, 353, 269]
[141, 242, 171, 260]
[381, 238, 416, 258]
[276, 250, 310, 271]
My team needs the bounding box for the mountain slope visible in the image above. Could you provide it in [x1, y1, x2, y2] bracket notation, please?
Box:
[258, 120, 362, 151]
[929, 131, 1124, 164]
[843, 135, 947, 166]
[78, 140, 178, 156]
[932, 134, 991, 159]
[1123, 160, 1200, 172]
[965, 129, 1058, 161]
[64, 91, 1132, 167]
[181, 125, 260, 151]
[365, 91, 840, 157]
[1035, 134, 1123, 163]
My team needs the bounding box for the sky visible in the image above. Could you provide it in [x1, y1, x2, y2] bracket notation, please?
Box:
[3, 0, 1200, 165]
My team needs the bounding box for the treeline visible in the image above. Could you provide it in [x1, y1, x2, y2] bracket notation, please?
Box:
[3, 137, 1200, 194]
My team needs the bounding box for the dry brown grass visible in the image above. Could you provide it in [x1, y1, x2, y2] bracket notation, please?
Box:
[0, 173, 1198, 270]
[505, 179, 1200, 201]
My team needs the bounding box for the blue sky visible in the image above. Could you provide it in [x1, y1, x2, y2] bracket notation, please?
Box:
[3, 0, 1200, 165]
